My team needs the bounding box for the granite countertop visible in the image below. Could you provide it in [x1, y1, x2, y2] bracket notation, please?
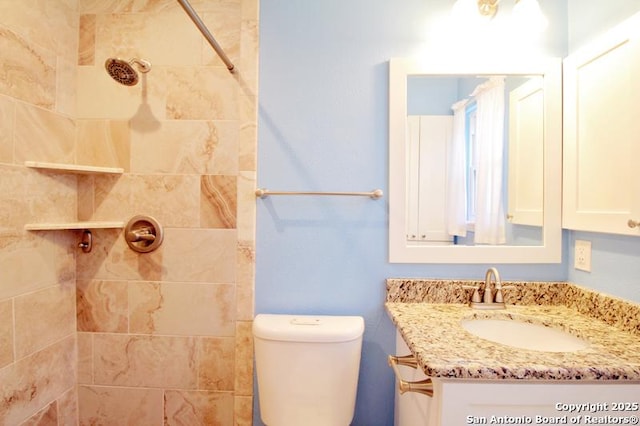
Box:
[385, 279, 640, 381]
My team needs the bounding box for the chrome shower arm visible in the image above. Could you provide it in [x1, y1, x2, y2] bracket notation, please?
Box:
[176, 0, 235, 72]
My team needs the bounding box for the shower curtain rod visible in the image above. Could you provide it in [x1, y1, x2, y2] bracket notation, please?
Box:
[176, 0, 235, 72]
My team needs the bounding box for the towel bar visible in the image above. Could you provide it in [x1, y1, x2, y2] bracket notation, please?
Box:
[255, 188, 383, 199]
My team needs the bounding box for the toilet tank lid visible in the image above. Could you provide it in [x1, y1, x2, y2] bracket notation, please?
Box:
[253, 314, 365, 342]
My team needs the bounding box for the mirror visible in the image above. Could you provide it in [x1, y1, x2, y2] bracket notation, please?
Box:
[389, 56, 562, 263]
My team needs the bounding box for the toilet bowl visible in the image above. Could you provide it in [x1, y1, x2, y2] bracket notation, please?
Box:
[253, 314, 365, 426]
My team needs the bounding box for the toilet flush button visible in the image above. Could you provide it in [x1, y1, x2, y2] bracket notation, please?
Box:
[291, 318, 322, 326]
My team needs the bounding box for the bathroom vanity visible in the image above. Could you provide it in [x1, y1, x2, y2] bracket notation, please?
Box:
[386, 279, 640, 426]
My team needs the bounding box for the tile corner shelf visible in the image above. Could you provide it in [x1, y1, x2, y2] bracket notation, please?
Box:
[24, 221, 125, 231]
[24, 161, 124, 175]
[23, 161, 124, 232]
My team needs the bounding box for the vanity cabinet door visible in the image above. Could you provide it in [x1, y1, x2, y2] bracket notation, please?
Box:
[439, 380, 640, 425]
[394, 332, 433, 426]
[563, 11, 640, 235]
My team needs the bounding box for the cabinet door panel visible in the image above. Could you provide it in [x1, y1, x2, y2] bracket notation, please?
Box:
[405, 115, 453, 244]
[440, 380, 640, 425]
[508, 78, 544, 226]
[563, 12, 640, 235]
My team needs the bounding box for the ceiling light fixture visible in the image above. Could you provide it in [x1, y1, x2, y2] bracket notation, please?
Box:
[477, 0, 499, 18]
[452, 0, 548, 32]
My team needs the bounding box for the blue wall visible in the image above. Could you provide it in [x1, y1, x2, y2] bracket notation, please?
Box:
[256, 1, 638, 425]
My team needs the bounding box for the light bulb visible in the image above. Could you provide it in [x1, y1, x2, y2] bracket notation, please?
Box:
[512, 0, 549, 33]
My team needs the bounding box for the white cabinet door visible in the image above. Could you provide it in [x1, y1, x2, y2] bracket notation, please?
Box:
[394, 332, 433, 426]
[440, 380, 640, 425]
[563, 11, 640, 235]
[405, 115, 453, 244]
[508, 77, 545, 227]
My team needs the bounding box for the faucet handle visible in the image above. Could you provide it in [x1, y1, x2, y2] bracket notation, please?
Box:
[494, 285, 515, 303]
[462, 285, 482, 303]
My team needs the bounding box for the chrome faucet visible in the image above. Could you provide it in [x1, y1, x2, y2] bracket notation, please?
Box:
[467, 267, 508, 310]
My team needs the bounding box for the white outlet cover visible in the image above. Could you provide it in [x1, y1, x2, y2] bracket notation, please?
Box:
[574, 240, 592, 272]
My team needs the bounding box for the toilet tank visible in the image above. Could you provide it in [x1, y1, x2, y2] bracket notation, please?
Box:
[253, 314, 365, 426]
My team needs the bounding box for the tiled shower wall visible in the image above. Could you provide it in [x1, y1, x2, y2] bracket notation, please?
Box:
[0, 0, 80, 424]
[1, 0, 258, 424]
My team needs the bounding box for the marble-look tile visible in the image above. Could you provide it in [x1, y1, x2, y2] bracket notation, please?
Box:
[0, 336, 76, 425]
[25, 169, 77, 224]
[14, 284, 76, 359]
[56, 56, 77, 118]
[160, 228, 237, 283]
[234, 395, 253, 426]
[201, 175, 237, 229]
[19, 402, 57, 426]
[236, 241, 254, 321]
[75, 228, 161, 282]
[88, 175, 129, 221]
[201, 4, 242, 67]
[78, 385, 163, 426]
[93, 334, 197, 388]
[14, 104, 76, 164]
[198, 337, 235, 390]
[241, 0, 258, 21]
[130, 120, 239, 175]
[79, 0, 177, 14]
[164, 390, 234, 426]
[0, 228, 74, 301]
[129, 281, 236, 336]
[78, 14, 96, 66]
[91, 174, 200, 227]
[77, 279, 129, 333]
[0, 299, 13, 368]
[0, 165, 28, 233]
[234, 320, 253, 396]
[77, 333, 94, 385]
[76, 119, 130, 170]
[55, 387, 78, 426]
[166, 67, 239, 120]
[94, 10, 201, 68]
[131, 174, 200, 226]
[236, 171, 256, 242]
[77, 175, 95, 221]
[76, 64, 166, 121]
[0, 96, 14, 164]
[0, 26, 56, 109]
[0, 227, 75, 300]
[238, 93, 257, 171]
[53, 231, 79, 283]
[0, 0, 78, 62]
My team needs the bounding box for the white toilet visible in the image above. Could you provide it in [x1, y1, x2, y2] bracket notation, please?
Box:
[253, 314, 365, 426]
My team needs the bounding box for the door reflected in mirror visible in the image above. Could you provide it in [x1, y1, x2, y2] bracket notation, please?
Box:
[388, 57, 562, 263]
[405, 74, 544, 247]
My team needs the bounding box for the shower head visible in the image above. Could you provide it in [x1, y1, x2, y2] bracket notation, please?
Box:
[104, 58, 151, 86]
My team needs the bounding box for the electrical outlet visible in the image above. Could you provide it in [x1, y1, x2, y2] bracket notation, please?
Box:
[574, 240, 592, 272]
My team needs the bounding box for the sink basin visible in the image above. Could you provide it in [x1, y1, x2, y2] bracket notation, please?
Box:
[461, 319, 589, 352]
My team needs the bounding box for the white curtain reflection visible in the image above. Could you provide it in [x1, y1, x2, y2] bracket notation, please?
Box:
[446, 99, 469, 238]
[473, 76, 506, 244]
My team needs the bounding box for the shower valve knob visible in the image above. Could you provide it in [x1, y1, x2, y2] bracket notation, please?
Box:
[124, 215, 163, 253]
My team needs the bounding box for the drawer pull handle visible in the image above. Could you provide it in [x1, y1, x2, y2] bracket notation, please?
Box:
[388, 355, 434, 397]
[628, 219, 640, 229]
